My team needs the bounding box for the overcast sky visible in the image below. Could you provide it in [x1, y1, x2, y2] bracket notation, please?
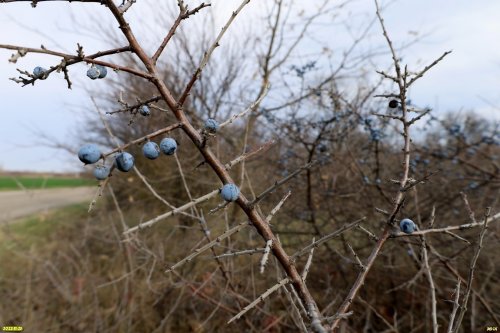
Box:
[0, 0, 499, 173]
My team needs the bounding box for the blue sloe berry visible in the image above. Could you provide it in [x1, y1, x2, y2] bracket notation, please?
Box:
[33, 66, 48, 80]
[87, 66, 100, 80]
[143, 141, 160, 160]
[204, 118, 219, 133]
[115, 152, 135, 172]
[388, 99, 398, 108]
[139, 105, 151, 116]
[160, 138, 177, 155]
[93, 165, 110, 180]
[78, 144, 101, 164]
[95, 65, 107, 79]
[399, 218, 416, 234]
[221, 183, 240, 202]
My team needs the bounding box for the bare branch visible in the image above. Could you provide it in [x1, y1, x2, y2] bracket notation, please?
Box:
[220, 83, 270, 128]
[228, 277, 289, 324]
[452, 208, 492, 332]
[447, 279, 461, 333]
[390, 212, 500, 237]
[123, 189, 220, 234]
[165, 221, 249, 273]
[152, 3, 211, 65]
[102, 123, 183, 158]
[251, 161, 316, 206]
[292, 217, 366, 259]
[407, 50, 452, 87]
[213, 247, 265, 259]
[259, 239, 273, 274]
[301, 238, 316, 281]
[178, 0, 251, 105]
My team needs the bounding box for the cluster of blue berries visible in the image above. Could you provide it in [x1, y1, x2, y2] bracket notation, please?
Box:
[77, 117, 238, 202]
[77, 137, 178, 180]
[32, 64, 108, 82]
[86, 65, 108, 80]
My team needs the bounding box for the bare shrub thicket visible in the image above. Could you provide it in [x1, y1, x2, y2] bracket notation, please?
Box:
[1, 0, 499, 332]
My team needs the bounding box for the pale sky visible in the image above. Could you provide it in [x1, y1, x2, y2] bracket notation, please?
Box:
[0, 0, 499, 172]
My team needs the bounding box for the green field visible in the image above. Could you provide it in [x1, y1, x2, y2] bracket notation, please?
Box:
[0, 176, 94, 191]
[0, 203, 89, 254]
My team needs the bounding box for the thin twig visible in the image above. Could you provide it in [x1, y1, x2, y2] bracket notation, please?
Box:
[259, 240, 273, 274]
[102, 123, 183, 158]
[124, 189, 220, 234]
[420, 234, 438, 333]
[165, 221, 249, 273]
[251, 161, 316, 206]
[347, 243, 365, 271]
[214, 248, 265, 259]
[292, 217, 366, 258]
[301, 238, 316, 281]
[452, 207, 491, 332]
[265, 190, 291, 223]
[178, 0, 251, 105]
[447, 278, 461, 333]
[220, 83, 270, 128]
[391, 211, 500, 237]
[227, 277, 289, 324]
[407, 51, 452, 87]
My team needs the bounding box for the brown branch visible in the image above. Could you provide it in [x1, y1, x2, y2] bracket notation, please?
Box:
[151, 3, 210, 65]
[107, 95, 163, 115]
[0, 44, 152, 85]
[102, 122, 183, 158]
[152, 15, 182, 65]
